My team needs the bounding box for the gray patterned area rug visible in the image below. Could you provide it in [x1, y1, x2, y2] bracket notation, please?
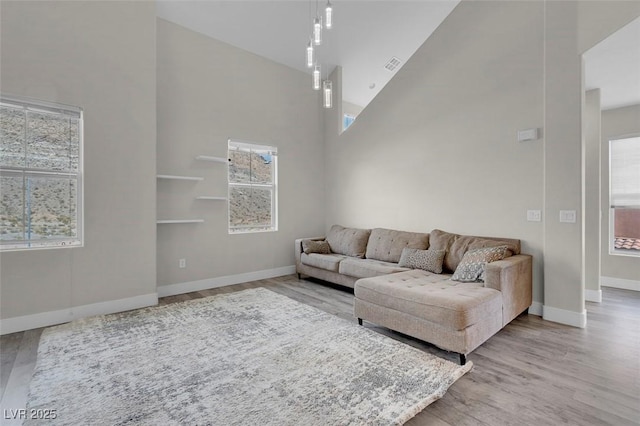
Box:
[26, 288, 472, 425]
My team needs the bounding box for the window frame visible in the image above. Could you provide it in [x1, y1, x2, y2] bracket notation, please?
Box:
[227, 139, 278, 234]
[608, 135, 640, 258]
[343, 114, 356, 131]
[0, 94, 84, 251]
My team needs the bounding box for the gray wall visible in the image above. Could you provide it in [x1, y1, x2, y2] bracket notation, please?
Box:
[601, 104, 640, 282]
[156, 19, 325, 288]
[583, 90, 602, 296]
[323, 0, 640, 322]
[324, 1, 546, 308]
[0, 1, 157, 318]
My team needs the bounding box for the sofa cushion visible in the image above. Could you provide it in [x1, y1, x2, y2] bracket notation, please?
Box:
[365, 228, 430, 263]
[338, 257, 410, 279]
[300, 253, 347, 272]
[326, 225, 371, 258]
[354, 269, 502, 330]
[398, 248, 446, 274]
[451, 246, 509, 282]
[429, 229, 520, 273]
[302, 239, 331, 255]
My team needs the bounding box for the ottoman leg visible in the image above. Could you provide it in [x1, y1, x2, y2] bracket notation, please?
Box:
[357, 318, 363, 326]
[459, 353, 466, 365]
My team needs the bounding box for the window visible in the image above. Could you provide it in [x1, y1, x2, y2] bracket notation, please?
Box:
[228, 140, 277, 233]
[343, 114, 356, 131]
[609, 136, 640, 256]
[0, 95, 83, 250]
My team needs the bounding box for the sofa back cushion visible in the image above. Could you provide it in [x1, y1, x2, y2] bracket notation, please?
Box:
[365, 228, 430, 263]
[429, 229, 521, 273]
[326, 225, 371, 258]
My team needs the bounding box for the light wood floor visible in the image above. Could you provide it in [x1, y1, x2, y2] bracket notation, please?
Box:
[1, 276, 639, 425]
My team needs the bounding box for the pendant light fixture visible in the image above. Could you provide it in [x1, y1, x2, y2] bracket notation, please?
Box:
[306, 38, 314, 68]
[305, 0, 334, 107]
[313, 16, 322, 45]
[323, 79, 333, 108]
[325, 1, 333, 29]
[313, 64, 321, 90]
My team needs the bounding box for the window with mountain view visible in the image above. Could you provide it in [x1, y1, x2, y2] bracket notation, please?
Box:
[0, 95, 83, 250]
[609, 136, 640, 256]
[228, 140, 277, 233]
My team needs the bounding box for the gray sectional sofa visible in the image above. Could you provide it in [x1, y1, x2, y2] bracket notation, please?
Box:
[295, 225, 533, 363]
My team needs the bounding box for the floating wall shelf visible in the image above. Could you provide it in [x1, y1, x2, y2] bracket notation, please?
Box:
[157, 174, 204, 181]
[195, 155, 228, 163]
[196, 196, 227, 200]
[157, 219, 205, 224]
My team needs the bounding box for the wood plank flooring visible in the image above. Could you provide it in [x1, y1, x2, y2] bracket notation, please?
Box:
[1, 276, 638, 425]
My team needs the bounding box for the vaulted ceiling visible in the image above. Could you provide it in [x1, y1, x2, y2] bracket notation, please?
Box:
[157, 2, 640, 112]
[156, 1, 459, 108]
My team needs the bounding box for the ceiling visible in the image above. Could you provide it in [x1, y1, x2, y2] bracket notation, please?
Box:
[156, 2, 639, 112]
[584, 16, 640, 111]
[156, 1, 459, 108]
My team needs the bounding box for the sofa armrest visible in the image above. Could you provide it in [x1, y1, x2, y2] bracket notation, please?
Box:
[484, 254, 533, 326]
[295, 237, 326, 265]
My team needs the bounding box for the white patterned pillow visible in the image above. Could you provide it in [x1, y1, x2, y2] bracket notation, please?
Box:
[398, 248, 446, 274]
[451, 246, 508, 282]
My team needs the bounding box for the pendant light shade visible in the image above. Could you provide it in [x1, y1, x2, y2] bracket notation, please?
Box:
[323, 80, 332, 108]
[306, 39, 314, 68]
[325, 1, 333, 29]
[313, 16, 322, 45]
[313, 65, 321, 90]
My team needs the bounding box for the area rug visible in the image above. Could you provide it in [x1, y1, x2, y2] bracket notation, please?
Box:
[26, 288, 472, 425]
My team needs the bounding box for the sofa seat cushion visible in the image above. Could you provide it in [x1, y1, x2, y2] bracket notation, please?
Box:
[354, 269, 502, 330]
[301, 253, 347, 272]
[338, 258, 410, 279]
[365, 228, 430, 263]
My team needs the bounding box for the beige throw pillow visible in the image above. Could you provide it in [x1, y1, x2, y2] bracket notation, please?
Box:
[398, 248, 446, 274]
[451, 245, 508, 282]
[302, 240, 331, 255]
[326, 225, 371, 258]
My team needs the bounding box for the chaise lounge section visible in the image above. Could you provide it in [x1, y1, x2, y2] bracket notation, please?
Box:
[295, 226, 533, 363]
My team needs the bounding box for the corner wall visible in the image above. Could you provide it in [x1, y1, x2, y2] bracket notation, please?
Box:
[583, 89, 602, 302]
[0, 1, 157, 332]
[155, 19, 325, 293]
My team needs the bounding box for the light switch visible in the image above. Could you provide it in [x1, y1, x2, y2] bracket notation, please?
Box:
[559, 210, 576, 223]
[527, 210, 541, 222]
[518, 128, 539, 142]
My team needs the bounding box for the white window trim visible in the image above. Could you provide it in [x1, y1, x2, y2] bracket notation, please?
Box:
[227, 139, 278, 234]
[0, 95, 84, 251]
[608, 135, 640, 257]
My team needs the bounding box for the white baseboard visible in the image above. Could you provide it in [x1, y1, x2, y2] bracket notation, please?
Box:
[601, 276, 640, 292]
[157, 265, 296, 298]
[528, 301, 543, 316]
[585, 289, 602, 303]
[543, 305, 587, 328]
[0, 293, 158, 335]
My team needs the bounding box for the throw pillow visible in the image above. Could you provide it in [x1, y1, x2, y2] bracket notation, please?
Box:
[451, 245, 508, 283]
[326, 225, 371, 258]
[398, 248, 446, 274]
[302, 239, 331, 255]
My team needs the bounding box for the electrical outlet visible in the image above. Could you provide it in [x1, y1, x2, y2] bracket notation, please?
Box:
[527, 210, 541, 222]
[179, 258, 186, 269]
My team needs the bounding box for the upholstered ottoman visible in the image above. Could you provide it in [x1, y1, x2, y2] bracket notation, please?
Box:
[354, 269, 504, 364]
